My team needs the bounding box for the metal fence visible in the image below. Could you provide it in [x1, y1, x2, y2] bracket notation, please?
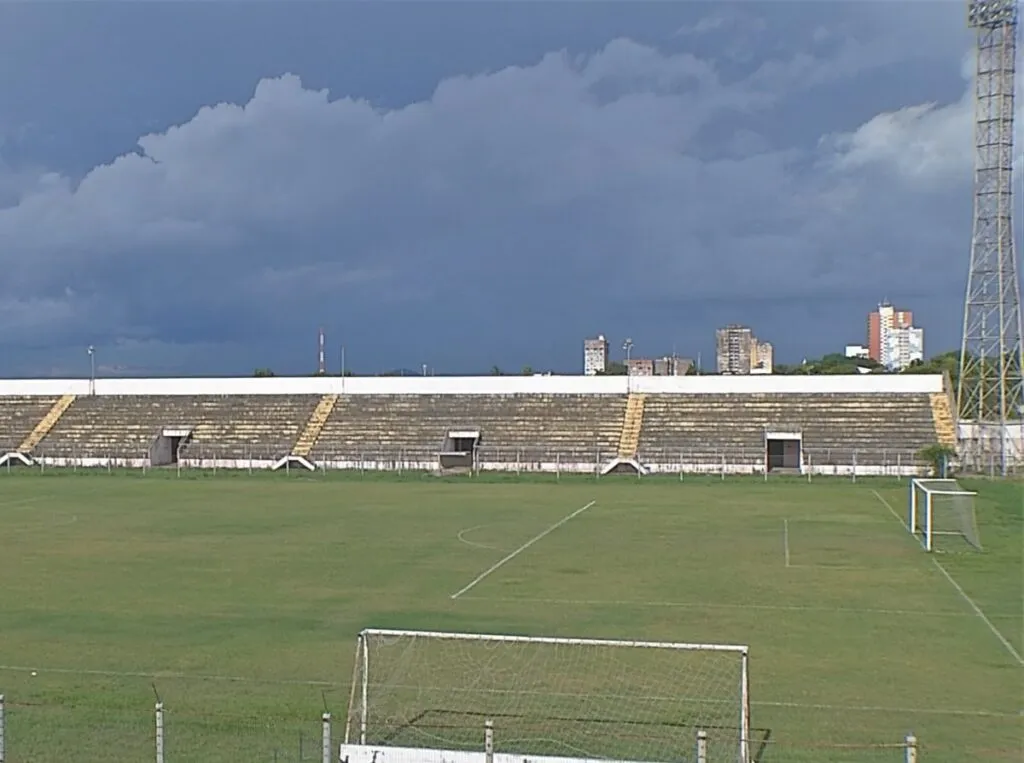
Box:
[8, 445, 936, 479]
[2, 692, 985, 763]
[0, 693, 331, 763]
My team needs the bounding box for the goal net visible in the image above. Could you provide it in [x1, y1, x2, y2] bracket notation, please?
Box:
[909, 478, 982, 552]
[343, 629, 751, 763]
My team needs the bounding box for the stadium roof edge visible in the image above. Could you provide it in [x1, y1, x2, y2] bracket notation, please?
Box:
[0, 374, 945, 396]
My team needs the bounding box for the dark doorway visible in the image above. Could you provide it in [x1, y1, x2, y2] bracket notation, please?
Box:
[150, 428, 194, 467]
[438, 430, 481, 472]
[765, 437, 801, 472]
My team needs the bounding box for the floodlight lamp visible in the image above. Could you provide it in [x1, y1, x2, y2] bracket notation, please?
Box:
[968, 0, 1018, 28]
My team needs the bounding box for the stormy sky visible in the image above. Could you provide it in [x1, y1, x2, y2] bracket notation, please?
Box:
[0, 1, 1015, 376]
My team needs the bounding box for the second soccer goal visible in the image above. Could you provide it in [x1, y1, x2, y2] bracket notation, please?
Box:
[908, 478, 982, 552]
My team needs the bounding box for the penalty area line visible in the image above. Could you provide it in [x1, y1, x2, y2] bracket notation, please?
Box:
[450, 500, 596, 600]
[872, 490, 1024, 668]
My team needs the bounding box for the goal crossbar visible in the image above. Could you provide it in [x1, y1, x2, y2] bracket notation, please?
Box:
[347, 629, 751, 763]
[360, 628, 749, 654]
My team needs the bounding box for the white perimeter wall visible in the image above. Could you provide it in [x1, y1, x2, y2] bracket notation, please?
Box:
[0, 374, 944, 396]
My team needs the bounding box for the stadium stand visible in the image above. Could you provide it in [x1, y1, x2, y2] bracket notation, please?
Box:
[19, 394, 77, 453]
[35, 395, 319, 463]
[0, 373, 949, 474]
[639, 392, 937, 473]
[310, 393, 625, 468]
[0, 396, 61, 453]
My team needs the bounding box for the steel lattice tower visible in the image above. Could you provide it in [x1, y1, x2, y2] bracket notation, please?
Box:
[958, 0, 1023, 474]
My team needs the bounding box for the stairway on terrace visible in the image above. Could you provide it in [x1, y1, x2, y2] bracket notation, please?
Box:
[19, 395, 76, 453]
[639, 393, 936, 466]
[0, 396, 60, 453]
[37, 395, 320, 460]
[291, 394, 339, 458]
[309, 394, 626, 463]
[929, 393, 957, 450]
[617, 393, 646, 459]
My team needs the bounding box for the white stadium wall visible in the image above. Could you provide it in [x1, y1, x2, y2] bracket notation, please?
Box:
[0, 373, 945, 397]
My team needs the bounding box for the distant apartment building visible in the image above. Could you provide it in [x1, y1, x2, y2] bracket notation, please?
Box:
[583, 335, 609, 375]
[626, 358, 655, 376]
[750, 341, 774, 375]
[867, 303, 924, 371]
[845, 344, 870, 359]
[716, 325, 773, 375]
[885, 326, 924, 371]
[653, 356, 694, 376]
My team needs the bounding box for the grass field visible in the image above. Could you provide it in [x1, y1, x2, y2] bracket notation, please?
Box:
[0, 471, 1020, 762]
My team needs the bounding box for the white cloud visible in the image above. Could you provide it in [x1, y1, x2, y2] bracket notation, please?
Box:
[0, 32, 985, 370]
[826, 98, 973, 182]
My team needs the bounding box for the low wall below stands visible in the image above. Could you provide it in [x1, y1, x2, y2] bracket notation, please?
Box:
[33, 453, 921, 478]
[0, 374, 944, 396]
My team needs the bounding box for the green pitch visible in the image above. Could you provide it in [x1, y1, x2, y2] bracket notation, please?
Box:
[0, 471, 1020, 762]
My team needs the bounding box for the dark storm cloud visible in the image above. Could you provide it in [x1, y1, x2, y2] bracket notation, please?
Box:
[0, 1, 1008, 375]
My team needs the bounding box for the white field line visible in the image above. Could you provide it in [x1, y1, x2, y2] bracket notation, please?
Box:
[1, 664, 1016, 719]
[871, 489, 909, 530]
[456, 524, 502, 551]
[783, 519, 791, 567]
[6, 513, 78, 534]
[449, 500, 596, 600]
[454, 595, 1010, 618]
[872, 490, 1024, 668]
[786, 563, 870, 571]
[0, 663, 338, 687]
[753, 699, 1020, 719]
[0, 494, 52, 510]
[930, 557, 1024, 667]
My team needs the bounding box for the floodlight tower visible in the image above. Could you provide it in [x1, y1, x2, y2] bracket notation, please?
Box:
[958, 0, 1023, 475]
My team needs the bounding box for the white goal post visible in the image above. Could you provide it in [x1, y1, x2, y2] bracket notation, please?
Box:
[343, 629, 751, 763]
[909, 478, 982, 552]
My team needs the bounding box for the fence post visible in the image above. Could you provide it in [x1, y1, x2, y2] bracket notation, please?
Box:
[155, 702, 164, 763]
[484, 719, 494, 763]
[1, 694, 6, 763]
[905, 733, 917, 763]
[695, 729, 707, 763]
[322, 712, 331, 763]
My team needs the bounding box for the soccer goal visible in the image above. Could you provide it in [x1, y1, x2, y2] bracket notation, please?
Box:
[909, 478, 982, 552]
[343, 629, 751, 763]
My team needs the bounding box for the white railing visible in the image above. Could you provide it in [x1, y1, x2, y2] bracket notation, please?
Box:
[2, 444, 932, 478]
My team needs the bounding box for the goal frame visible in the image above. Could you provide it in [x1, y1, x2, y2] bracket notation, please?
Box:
[345, 628, 752, 763]
[908, 478, 980, 552]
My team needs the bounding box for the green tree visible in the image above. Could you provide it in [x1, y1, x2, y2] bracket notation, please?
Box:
[919, 444, 957, 477]
[598, 361, 627, 376]
[521, 365, 534, 375]
[253, 368, 275, 377]
[776, 353, 883, 375]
